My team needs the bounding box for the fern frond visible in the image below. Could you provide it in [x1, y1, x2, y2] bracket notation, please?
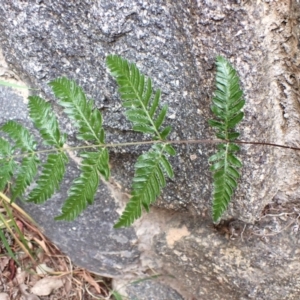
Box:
[0, 121, 39, 200]
[0, 138, 16, 191]
[210, 143, 242, 222]
[55, 149, 110, 221]
[106, 55, 171, 140]
[12, 155, 39, 201]
[209, 56, 245, 141]
[49, 78, 105, 144]
[114, 143, 175, 228]
[26, 153, 68, 204]
[0, 160, 16, 192]
[1, 121, 37, 151]
[209, 56, 245, 223]
[0, 137, 14, 158]
[28, 96, 66, 147]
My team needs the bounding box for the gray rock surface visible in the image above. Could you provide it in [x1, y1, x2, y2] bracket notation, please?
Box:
[126, 281, 184, 300]
[0, 0, 300, 299]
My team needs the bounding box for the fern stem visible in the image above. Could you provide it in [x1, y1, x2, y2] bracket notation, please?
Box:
[6, 138, 300, 161]
[233, 140, 300, 151]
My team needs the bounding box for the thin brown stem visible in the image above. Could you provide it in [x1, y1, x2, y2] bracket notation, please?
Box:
[10, 138, 300, 160]
[234, 140, 300, 151]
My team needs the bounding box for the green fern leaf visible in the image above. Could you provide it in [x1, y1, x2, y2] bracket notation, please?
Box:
[0, 121, 40, 201]
[1, 121, 37, 151]
[28, 96, 66, 147]
[209, 56, 245, 141]
[114, 143, 175, 228]
[55, 149, 110, 221]
[26, 153, 68, 204]
[0, 138, 16, 191]
[0, 159, 16, 192]
[12, 155, 39, 201]
[211, 144, 242, 222]
[209, 56, 245, 223]
[49, 77, 105, 144]
[0, 137, 14, 158]
[106, 55, 171, 140]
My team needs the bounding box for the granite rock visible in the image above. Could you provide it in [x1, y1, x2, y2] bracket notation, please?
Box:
[0, 0, 300, 299]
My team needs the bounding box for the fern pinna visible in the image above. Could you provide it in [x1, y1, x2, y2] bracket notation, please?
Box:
[49, 78, 110, 221]
[209, 56, 245, 222]
[0, 78, 110, 221]
[106, 55, 175, 227]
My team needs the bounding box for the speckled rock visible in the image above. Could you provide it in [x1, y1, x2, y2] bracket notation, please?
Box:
[0, 0, 300, 299]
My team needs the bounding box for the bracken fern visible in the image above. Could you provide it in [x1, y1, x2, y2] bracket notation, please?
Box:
[209, 56, 244, 222]
[0, 54, 245, 227]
